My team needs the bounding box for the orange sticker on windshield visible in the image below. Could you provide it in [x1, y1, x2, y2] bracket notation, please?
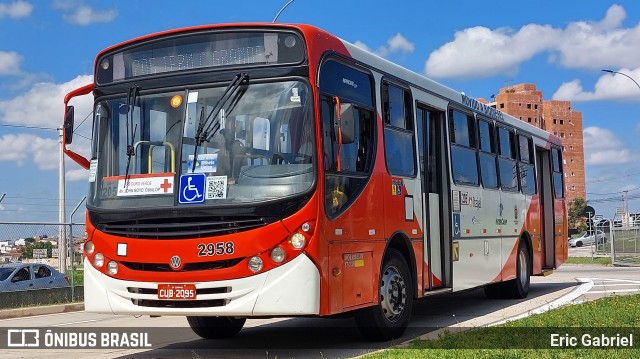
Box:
[170, 95, 182, 108]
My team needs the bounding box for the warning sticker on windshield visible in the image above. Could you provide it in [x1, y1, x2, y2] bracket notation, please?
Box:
[103, 174, 175, 197]
[188, 153, 218, 173]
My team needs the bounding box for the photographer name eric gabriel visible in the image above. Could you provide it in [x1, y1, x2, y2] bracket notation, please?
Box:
[550, 333, 634, 348]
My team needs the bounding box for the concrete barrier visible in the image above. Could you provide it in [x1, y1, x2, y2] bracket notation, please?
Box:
[0, 286, 84, 309]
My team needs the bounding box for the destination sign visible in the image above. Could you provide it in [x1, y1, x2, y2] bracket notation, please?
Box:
[96, 30, 305, 84]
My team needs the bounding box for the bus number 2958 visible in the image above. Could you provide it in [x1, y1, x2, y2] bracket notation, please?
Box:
[197, 242, 235, 256]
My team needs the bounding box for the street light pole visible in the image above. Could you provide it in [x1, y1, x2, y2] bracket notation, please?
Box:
[601, 69, 640, 227]
[58, 127, 67, 272]
[601, 69, 640, 92]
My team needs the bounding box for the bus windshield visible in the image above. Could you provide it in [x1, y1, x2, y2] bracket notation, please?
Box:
[88, 80, 315, 210]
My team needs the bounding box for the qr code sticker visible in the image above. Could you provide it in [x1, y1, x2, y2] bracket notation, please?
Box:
[206, 176, 227, 199]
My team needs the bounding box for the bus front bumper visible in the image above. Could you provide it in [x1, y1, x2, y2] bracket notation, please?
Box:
[83, 254, 320, 316]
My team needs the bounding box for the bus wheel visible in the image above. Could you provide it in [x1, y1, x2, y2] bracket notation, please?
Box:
[186, 316, 246, 339]
[504, 240, 531, 299]
[355, 249, 413, 341]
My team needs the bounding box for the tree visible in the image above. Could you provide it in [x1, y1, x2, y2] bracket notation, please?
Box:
[568, 197, 587, 230]
[22, 241, 54, 259]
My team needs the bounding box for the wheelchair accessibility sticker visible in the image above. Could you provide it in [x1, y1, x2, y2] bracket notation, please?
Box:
[452, 213, 461, 238]
[179, 173, 206, 204]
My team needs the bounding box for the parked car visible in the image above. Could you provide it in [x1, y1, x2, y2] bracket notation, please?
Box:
[0, 263, 69, 292]
[568, 230, 606, 247]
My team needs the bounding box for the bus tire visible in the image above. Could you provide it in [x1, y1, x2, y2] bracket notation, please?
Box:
[186, 316, 246, 339]
[354, 248, 413, 341]
[504, 240, 531, 299]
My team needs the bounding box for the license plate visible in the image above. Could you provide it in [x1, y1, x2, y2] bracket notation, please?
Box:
[158, 284, 196, 300]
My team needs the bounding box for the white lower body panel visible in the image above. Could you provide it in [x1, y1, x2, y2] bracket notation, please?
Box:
[84, 254, 320, 316]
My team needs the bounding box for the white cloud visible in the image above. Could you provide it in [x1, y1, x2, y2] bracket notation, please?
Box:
[553, 68, 640, 101]
[0, 133, 58, 170]
[0, 1, 33, 19]
[66, 168, 88, 181]
[53, 0, 117, 26]
[354, 33, 415, 58]
[425, 25, 558, 78]
[0, 51, 22, 76]
[424, 4, 640, 79]
[0, 74, 93, 128]
[583, 127, 635, 165]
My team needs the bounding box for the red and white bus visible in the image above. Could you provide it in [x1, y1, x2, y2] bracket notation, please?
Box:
[63, 23, 567, 341]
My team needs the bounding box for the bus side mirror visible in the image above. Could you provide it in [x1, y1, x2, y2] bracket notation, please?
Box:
[64, 106, 74, 145]
[339, 103, 355, 145]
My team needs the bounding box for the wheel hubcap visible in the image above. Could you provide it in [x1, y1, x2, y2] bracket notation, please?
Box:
[518, 250, 528, 287]
[380, 265, 406, 321]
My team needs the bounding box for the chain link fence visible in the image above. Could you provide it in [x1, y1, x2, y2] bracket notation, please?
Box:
[610, 227, 640, 266]
[0, 222, 86, 307]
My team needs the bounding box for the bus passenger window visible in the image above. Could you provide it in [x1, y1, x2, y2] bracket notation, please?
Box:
[497, 127, 518, 191]
[552, 148, 564, 198]
[383, 82, 415, 177]
[518, 135, 536, 195]
[449, 109, 478, 186]
[478, 119, 498, 189]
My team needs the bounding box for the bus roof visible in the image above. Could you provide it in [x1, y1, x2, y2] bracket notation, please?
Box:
[94, 22, 560, 147]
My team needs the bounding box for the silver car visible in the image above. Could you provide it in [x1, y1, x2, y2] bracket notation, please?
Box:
[0, 263, 69, 292]
[568, 230, 606, 247]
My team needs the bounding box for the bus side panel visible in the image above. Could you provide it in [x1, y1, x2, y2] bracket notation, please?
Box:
[322, 172, 386, 314]
[498, 190, 528, 282]
[451, 186, 502, 291]
[491, 194, 537, 283]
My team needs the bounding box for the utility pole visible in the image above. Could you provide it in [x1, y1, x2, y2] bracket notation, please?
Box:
[623, 190, 629, 227]
[58, 127, 67, 272]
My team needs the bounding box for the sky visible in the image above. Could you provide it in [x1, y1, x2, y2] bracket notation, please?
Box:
[1, 0, 640, 222]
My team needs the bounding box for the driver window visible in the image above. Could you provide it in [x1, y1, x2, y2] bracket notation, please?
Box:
[35, 266, 51, 278]
[12, 268, 30, 282]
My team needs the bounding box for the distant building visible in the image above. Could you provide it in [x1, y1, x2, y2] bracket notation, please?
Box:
[491, 84, 586, 205]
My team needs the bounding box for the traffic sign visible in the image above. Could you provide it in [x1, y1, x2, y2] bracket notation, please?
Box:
[33, 249, 47, 259]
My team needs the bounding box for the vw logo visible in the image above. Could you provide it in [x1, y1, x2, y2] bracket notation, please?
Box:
[169, 255, 182, 270]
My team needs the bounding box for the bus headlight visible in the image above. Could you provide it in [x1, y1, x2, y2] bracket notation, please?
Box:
[93, 253, 104, 268]
[84, 241, 95, 255]
[248, 256, 263, 273]
[270, 247, 286, 263]
[290, 233, 306, 249]
[107, 261, 118, 275]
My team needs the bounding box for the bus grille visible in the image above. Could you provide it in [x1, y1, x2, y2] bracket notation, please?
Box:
[121, 258, 244, 272]
[95, 215, 269, 239]
[131, 298, 229, 308]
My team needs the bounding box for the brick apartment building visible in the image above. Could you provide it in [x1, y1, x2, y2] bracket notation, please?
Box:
[492, 84, 586, 205]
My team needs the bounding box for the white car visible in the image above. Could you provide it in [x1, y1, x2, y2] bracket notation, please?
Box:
[568, 230, 606, 247]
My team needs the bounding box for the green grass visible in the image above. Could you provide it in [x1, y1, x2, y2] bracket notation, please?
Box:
[366, 295, 640, 359]
[565, 256, 612, 265]
[65, 268, 84, 286]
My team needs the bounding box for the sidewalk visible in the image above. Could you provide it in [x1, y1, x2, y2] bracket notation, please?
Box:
[0, 302, 84, 320]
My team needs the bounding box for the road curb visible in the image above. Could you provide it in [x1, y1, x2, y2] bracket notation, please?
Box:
[397, 278, 593, 347]
[488, 277, 594, 326]
[0, 302, 84, 320]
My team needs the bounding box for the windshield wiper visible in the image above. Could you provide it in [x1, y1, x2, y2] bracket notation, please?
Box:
[124, 85, 140, 187]
[191, 73, 249, 173]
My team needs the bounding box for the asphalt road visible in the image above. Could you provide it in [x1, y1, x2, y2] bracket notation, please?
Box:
[2, 263, 639, 359]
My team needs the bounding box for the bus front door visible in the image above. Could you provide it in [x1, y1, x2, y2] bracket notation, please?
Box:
[417, 106, 450, 291]
[536, 147, 555, 268]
